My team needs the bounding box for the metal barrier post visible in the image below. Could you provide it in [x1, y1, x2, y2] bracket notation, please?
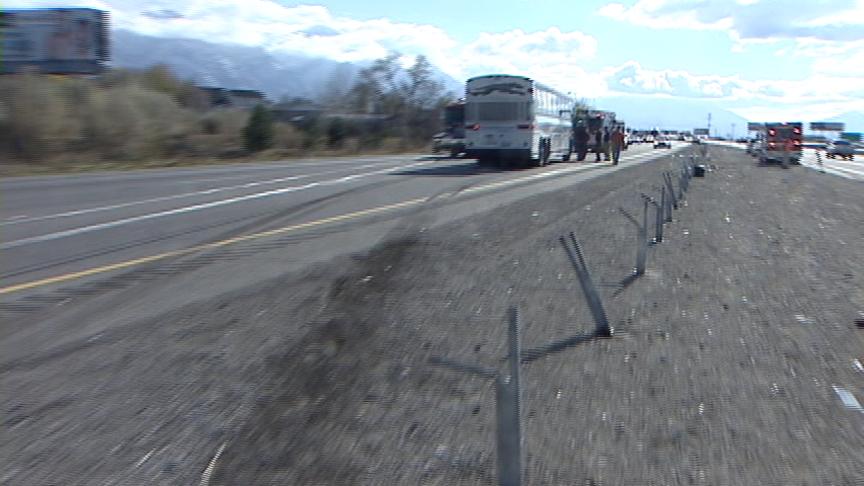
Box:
[664, 172, 678, 210]
[430, 308, 525, 486]
[618, 207, 647, 277]
[662, 178, 674, 221]
[496, 307, 523, 486]
[648, 193, 663, 243]
[561, 234, 612, 337]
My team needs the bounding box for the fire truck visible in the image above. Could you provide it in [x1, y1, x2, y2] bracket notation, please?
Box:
[756, 122, 803, 166]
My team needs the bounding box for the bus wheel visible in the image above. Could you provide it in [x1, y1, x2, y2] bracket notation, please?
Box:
[535, 141, 546, 167]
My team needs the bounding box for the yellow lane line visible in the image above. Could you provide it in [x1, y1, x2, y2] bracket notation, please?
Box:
[0, 197, 427, 295]
[1, 154, 657, 296]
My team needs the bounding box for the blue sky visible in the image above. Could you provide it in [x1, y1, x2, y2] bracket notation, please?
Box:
[309, 0, 799, 78]
[8, 0, 864, 122]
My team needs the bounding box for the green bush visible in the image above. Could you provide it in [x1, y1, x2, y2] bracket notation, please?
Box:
[243, 104, 274, 152]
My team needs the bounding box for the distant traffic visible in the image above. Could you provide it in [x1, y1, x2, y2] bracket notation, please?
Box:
[432, 74, 700, 169]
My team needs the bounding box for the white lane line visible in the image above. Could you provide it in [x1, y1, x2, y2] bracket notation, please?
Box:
[1, 148, 677, 250]
[199, 442, 227, 486]
[0, 162, 396, 226]
[461, 146, 679, 195]
[823, 164, 864, 177]
[821, 157, 863, 167]
[800, 160, 864, 180]
[832, 386, 864, 413]
[133, 449, 156, 468]
[0, 160, 434, 250]
[821, 158, 864, 171]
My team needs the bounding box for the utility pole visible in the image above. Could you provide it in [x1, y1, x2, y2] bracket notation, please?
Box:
[707, 113, 712, 138]
[731, 123, 736, 140]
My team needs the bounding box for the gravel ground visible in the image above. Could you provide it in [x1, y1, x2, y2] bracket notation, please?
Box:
[4, 145, 863, 485]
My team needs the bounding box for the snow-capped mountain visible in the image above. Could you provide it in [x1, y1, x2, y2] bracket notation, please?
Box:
[111, 29, 461, 102]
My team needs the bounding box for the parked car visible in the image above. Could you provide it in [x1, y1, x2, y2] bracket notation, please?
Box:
[826, 140, 855, 160]
[653, 137, 671, 149]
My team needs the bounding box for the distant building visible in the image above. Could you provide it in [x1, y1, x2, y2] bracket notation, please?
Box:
[271, 100, 393, 129]
[197, 87, 231, 107]
[271, 100, 324, 123]
[226, 89, 268, 109]
[1, 8, 110, 75]
[196, 87, 269, 109]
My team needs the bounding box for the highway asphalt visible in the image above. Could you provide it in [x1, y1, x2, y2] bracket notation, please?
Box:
[0, 143, 688, 364]
[1, 144, 681, 295]
[707, 140, 864, 181]
[5, 142, 862, 485]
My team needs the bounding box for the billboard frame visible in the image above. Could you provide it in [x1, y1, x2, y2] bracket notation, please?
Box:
[0, 8, 110, 75]
[810, 122, 845, 132]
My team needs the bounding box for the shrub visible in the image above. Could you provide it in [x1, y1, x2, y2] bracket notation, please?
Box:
[243, 104, 274, 152]
[273, 122, 304, 150]
[0, 73, 82, 160]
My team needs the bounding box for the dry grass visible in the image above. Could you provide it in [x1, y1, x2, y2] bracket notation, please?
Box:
[0, 68, 434, 177]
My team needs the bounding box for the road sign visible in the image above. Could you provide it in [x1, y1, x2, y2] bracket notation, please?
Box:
[810, 122, 845, 131]
[693, 128, 709, 136]
[840, 132, 862, 142]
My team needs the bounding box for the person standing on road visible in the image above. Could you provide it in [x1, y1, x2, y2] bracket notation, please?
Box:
[611, 127, 626, 165]
[593, 129, 604, 162]
[574, 125, 589, 161]
[603, 128, 612, 162]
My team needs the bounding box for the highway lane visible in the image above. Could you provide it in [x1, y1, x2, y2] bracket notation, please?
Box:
[707, 140, 864, 181]
[1, 144, 682, 291]
[0, 144, 688, 347]
[0, 155, 427, 223]
[799, 148, 864, 180]
[0, 143, 692, 472]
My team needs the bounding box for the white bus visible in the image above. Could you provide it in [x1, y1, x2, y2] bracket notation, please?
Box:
[464, 74, 574, 167]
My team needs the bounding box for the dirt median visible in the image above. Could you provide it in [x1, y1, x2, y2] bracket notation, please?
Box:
[4, 145, 863, 485]
[210, 145, 863, 485]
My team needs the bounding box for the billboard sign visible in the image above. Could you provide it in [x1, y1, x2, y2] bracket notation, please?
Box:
[693, 128, 709, 136]
[1, 8, 109, 74]
[809, 122, 845, 131]
[747, 122, 764, 131]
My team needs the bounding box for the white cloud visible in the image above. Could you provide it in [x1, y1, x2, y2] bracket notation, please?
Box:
[596, 0, 864, 121]
[454, 27, 602, 96]
[7, 0, 604, 94]
[598, 0, 864, 44]
[601, 60, 864, 123]
[7, 0, 862, 122]
[604, 57, 864, 107]
[597, 0, 734, 31]
[730, 98, 864, 124]
[604, 61, 756, 99]
[8, 0, 460, 75]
